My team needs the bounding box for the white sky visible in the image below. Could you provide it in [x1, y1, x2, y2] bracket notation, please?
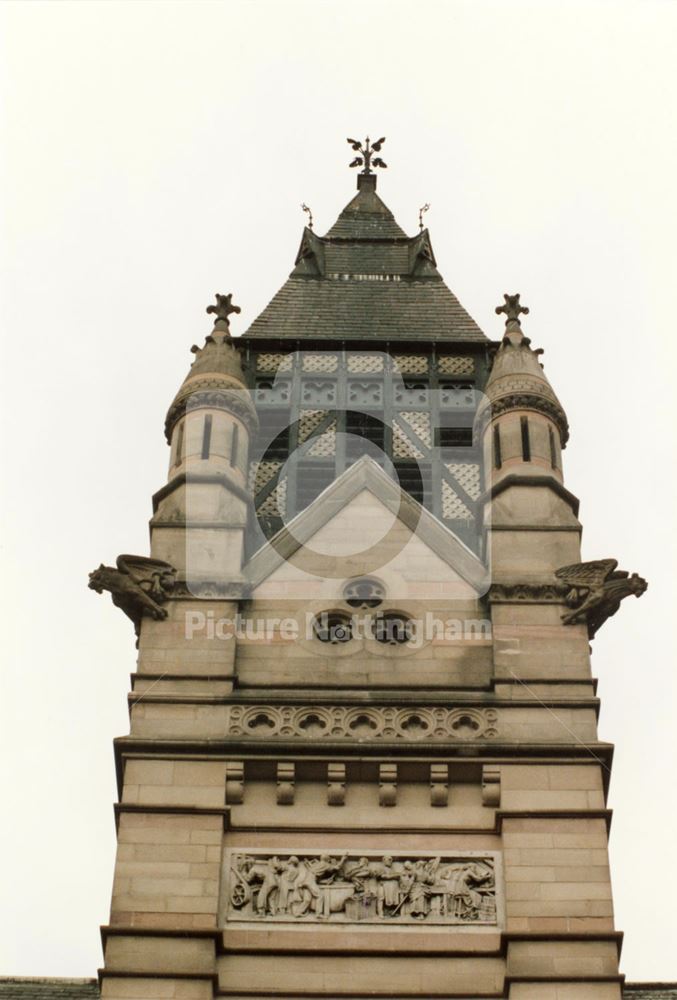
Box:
[1, 0, 676, 983]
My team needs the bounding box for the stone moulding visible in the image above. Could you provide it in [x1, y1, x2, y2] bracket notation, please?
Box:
[164, 382, 258, 441]
[476, 391, 569, 445]
[225, 705, 499, 741]
[488, 582, 567, 604]
[222, 848, 501, 927]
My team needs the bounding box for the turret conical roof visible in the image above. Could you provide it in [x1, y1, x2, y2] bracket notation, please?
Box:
[483, 299, 569, 445]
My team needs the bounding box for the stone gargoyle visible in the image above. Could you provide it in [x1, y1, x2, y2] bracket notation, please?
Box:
[555, 558, 647, 638]
[88, 554, 176, 642]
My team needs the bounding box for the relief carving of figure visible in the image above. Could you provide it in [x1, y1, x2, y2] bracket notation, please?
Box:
[436, 860, 495, 920]
[231, 852, 351, 920]
[371, 854, 401, 917]
[555, 558, 647, 638]
[227, 852, 496, 925]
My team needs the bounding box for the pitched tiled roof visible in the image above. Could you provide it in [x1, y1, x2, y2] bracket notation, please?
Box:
[243, 274, 485, 343]
[243, 175, 487, 344]
[0, 980, 99, 1000]
[624, 987, 677, 998]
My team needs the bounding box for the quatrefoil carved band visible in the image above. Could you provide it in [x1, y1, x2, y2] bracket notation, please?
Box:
[226, 706, 498, 741]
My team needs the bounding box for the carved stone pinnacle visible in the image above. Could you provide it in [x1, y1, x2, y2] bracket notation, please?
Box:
[206, 293, 241, 330]
[495, 293, 529, 329]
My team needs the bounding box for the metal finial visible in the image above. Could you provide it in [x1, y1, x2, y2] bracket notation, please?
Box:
[418, 203, 430, 231]
[301, 203, 313, 230]
[495, 293, 529, 328]
[346, 136, 387, 174]
[206, 293, 241, 329]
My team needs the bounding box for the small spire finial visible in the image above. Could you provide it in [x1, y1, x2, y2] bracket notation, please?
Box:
[496, 293, 529, 329]
[301, 203, 313, 230]
[346, 136, 387, 175]
[206, 293, 241, 332]
[418, 203, 430, 231]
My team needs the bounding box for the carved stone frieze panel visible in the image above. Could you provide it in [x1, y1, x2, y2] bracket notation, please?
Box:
[223, 849, 500, 926]
[225, 705, 498, 741]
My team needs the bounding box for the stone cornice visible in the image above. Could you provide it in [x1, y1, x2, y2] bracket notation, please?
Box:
[164, 382, 258, 442]
[478, 391, 569, 446]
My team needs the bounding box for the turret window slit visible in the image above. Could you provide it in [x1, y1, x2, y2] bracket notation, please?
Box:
[520, 417, 531, 462]
[493, 425, 502, 470]
[201, 415, 212, 459]
[174, 422, 184, 467]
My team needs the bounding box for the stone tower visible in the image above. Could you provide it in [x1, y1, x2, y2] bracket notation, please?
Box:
[92, 141, 647, 1000]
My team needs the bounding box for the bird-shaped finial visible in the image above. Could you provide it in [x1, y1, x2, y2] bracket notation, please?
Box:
[346, 136, 387, 174]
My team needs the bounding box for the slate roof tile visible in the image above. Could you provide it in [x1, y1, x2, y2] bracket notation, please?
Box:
[0, 980, 99, 1000]
[243, 275, 486, 342]
[244, 179, 487, 344]
[624, 987, 677, 998]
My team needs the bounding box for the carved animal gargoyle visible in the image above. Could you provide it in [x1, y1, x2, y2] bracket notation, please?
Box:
[88, 554, 176, 643]
[555, 558, 647, 638]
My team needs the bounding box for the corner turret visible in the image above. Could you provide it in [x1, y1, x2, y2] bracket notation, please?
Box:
[479, 295, 580, 579]
[481, 293, 568, 486]
[151, 295, 257, 587]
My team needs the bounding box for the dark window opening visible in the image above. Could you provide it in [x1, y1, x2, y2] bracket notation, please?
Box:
[230, 424, 239, 466]
[174, 422, 184, 467]
[393, 461, 431, 505]
[436, 426, 473, 449]
[520, 417, 531, 462]
[256, 410, 291, 462]
[201, 415, 212, 459]
[345, 411, 385, 463]
[493, 425, 502, 469]
[548, 426, 557, 468]
[295, 461, 336, 511]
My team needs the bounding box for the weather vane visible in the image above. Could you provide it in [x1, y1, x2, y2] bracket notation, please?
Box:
[495, 293, 529, 328]
[346, 136, 387, 174]
[418, 203, 430, 231]
[301, 203, 313, 230]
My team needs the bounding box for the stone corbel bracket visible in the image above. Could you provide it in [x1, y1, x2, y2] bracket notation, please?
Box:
[482, 765, 501, 807]
[225, 762, 245, 804]
[430, 764, 449, 807]
[327, 763, 346, 806]
[379, 763, 398, 807]
[276, 762, 295, 805]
